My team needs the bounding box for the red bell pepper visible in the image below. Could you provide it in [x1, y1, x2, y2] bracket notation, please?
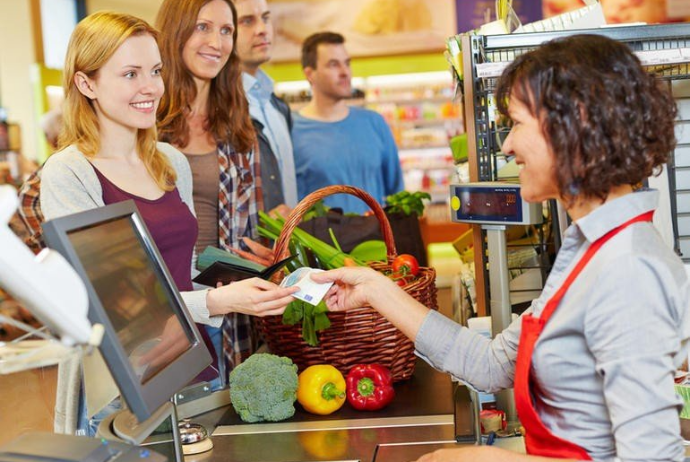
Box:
[345, 364, 395, 411]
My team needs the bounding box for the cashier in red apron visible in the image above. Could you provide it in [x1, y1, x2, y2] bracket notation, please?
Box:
[313, 34, 690, 462]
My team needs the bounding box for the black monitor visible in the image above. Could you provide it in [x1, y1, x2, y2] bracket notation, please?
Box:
[43, 200, 212, 424]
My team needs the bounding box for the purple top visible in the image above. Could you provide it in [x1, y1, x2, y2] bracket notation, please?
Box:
[93, 166, 218, 382]
[93, 167, 197, 291]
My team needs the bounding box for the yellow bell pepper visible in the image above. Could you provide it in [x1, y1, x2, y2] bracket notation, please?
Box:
[297, 365, 346, 415]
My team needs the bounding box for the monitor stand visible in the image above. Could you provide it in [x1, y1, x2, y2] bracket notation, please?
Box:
[98, 401, 184, 462]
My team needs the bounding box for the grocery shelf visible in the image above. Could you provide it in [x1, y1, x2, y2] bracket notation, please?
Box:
[461, 23, 690, 315]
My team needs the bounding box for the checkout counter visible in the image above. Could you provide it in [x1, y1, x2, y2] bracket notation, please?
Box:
[186, 360, 524, 462]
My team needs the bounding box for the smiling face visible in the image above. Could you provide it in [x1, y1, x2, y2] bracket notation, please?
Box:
[234, 0, 273, 75]
[182, 0, 235, 83]
[76, 33, 163, 134]
[305, 43, 352, 101]
[501, 94, 560, 203]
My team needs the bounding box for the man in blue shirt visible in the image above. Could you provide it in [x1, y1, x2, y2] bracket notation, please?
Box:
[234, 0, 297, 213]
[292, 32, 404, 214]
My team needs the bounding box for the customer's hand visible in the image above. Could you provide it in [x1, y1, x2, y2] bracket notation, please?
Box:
[310, 267, 392, 312]
[207, 277, 298, 317]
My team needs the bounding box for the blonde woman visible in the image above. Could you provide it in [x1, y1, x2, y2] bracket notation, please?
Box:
[39, 11, 296, 432]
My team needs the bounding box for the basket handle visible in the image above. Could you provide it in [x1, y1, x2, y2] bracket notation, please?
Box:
[272, 185, 397, 264]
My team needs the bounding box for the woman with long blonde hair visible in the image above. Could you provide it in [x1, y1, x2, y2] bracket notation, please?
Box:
[39, 11, 296, 431]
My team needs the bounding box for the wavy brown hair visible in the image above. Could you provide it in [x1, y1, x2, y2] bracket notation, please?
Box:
[60, 11, 176, 190]
[496, 34, 677, 204]
[156, 0, 255, 153]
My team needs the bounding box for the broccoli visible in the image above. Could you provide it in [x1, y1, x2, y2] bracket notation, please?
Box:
[228, 353, 299, 423]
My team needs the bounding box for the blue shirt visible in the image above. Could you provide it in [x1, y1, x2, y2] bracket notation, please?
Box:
[242, 70, 297, 207]
[292, 106, 404, 214]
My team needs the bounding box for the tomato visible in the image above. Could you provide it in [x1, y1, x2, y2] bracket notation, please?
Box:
[392, 273, 407, 286]
[392, 254, 419, 277]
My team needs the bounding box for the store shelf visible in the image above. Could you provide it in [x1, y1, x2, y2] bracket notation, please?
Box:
[393, 118, 462, 128]
[367, 96, 454, 105]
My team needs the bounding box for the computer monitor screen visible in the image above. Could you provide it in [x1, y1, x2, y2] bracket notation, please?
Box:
[43, 200, 211, 422]
[67, 216, 191, 383]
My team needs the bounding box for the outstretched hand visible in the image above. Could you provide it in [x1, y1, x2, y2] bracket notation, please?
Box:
[310, 266, 393, 312]
[312, 266, 433, 343]
[207, 277, 298, 317]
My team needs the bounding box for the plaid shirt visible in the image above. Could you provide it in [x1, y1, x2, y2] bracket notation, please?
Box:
[17, 168, 44, 253]
[217, 142, 264, 370]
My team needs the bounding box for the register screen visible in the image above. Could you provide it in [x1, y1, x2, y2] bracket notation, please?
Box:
[66, 216, 192, 384]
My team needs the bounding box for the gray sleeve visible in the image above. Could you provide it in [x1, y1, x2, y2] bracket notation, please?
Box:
[40, 152, 103, 220]
[585, 255, 685, 462]
[415, 309, 522, 393]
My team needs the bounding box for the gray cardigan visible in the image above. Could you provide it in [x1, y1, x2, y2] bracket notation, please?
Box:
[40, 143, 220, 327]
[42, 143, 223, 435]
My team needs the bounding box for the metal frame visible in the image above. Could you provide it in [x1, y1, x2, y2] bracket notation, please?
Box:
[463, 23, 690, 315]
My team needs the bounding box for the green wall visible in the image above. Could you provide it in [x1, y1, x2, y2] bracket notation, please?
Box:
[263, 51, 448, 82]
[32, 64, 63, 163]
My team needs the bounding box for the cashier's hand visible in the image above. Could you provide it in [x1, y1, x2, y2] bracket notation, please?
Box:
[206, 277, 299, 317]
[413, 446, 570, 462]
[311, 267, 394, 312]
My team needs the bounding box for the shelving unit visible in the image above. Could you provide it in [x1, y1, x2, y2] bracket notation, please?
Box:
[461, 23, 690, 316]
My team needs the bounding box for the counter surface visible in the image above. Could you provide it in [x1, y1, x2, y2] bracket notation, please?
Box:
[188, 360, 464, 462]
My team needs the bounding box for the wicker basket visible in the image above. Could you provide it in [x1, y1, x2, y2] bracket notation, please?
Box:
[257, 185, 438, 382]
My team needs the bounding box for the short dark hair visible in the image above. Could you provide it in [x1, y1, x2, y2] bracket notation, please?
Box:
[495, 34, 677, 204]
[301, 31, 345, 69]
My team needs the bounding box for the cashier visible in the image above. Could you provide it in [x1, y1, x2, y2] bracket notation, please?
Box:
[312, 34, 690, 462]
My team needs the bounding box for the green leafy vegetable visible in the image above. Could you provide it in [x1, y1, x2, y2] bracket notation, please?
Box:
[385, 191, 431, 217]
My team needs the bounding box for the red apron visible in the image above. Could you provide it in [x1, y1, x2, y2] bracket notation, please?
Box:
[514, 210, 654, 459]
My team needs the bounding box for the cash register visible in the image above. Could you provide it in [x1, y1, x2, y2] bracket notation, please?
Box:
[0, 189, 211, 461]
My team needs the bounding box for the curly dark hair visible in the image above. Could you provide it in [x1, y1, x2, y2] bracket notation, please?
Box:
[495, 34, 677, 204]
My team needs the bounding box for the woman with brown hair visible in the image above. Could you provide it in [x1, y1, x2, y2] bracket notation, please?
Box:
[156, 0, 271, 372]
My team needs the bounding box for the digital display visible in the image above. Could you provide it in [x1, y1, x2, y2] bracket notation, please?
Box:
[449, 184, 545, 225]
[67, 217, 192, 385]
[460, 190, 519, 218]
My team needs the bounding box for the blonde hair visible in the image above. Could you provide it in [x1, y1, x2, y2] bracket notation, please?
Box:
[59, 11, 176, 190]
